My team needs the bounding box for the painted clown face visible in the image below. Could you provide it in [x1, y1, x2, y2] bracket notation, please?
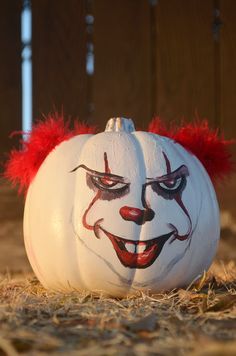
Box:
[24, 118, 219, 295]
[70, 119, 219, 293]
[73, 146, 191, 269]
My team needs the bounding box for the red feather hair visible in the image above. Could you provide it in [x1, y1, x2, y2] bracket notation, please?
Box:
[4, 114, 234, 194]
[4, 113, 97, 194]
[148, 117, 234, 182]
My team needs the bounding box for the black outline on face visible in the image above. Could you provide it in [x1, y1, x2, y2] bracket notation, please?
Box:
[87, 174, 130, 201]
[71, 164, 130, 196]
[148, 165, 188, 200]
[70, 164, 188, 199]
[71, 157, 191, 269]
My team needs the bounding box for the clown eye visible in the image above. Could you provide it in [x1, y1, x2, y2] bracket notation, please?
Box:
[157, 176, 185, 194]
[91, 175, 129, 192]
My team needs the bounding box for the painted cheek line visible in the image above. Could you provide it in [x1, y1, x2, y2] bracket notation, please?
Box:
[175, 195, 191, 221]
[168, 222, 190, 244]
[82, 190, 102, 231]
[163, 151, 192, 241]
[168, 196, 192, 244]
[82, 151, 123, 236]
[163, 151, 171, 175]
[104, 152, 111, 174]
[174, 194, 192, 235]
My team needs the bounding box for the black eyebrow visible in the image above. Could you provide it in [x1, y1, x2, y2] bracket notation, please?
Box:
[70, 164, 126, 181]
[146, 165, 189, 183]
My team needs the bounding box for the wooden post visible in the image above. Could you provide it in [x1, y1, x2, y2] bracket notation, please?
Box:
[93, 0, 152, 130]
[216, 0, 236, 220]
[154, 0, 215, 124]
[0, 1, 21, 157]
[32, 0, 89, 122]
[220, 0, 236, 151]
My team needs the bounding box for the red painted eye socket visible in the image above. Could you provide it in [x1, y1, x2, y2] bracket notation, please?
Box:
[90, 175, 129, 192]
[162, 178, 177, 188]
[100, 176, 117, 186]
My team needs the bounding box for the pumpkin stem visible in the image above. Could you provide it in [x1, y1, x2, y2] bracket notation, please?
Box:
[105, 117, 135, 133]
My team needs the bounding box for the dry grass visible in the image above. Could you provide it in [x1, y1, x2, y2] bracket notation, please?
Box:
[1, 178, 236, 355]
[0, 261, 235, 356]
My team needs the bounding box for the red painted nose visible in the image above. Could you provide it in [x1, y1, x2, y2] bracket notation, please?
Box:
[119, 206, 155, 225]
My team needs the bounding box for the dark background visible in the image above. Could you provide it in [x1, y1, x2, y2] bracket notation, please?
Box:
[0, 0, 235, 271]
[1, 0, 236, 149]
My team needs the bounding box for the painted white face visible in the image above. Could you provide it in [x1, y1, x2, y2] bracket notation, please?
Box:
[72, 131, 196, 286]
[22, 118, 219, 295]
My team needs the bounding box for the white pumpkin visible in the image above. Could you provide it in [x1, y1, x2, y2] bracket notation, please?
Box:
[24, 117, 220, 296]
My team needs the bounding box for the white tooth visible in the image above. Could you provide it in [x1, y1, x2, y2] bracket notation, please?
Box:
[125, 242, 136, 253]
[137, 244, 146, 254]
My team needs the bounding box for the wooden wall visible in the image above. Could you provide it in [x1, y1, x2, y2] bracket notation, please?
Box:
[0, 0, 235, 150]
[155, 0, 215, 125]
[32, 0, 89, 121]
[0, 1, 21, 157]
[220, 0, 236, 148]
[93, 0, 151, 129]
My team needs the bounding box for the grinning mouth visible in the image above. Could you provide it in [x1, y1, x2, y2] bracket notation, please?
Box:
[99, 226, 173, 269]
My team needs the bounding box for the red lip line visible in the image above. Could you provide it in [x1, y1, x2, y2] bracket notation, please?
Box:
[100, 227, 157, 246]
[99, 226, 173, 269]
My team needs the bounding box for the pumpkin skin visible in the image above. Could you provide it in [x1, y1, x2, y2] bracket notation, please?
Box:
[24, 118, 220, 296]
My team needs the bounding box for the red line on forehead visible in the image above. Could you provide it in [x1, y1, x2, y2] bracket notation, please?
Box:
[163, 152, 171, 174]
[104, 152, 111, 174]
